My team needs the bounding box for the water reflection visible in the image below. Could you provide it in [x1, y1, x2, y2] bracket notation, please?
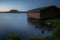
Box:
[0, 13, 54, 40]
[28, 18, 54, 35]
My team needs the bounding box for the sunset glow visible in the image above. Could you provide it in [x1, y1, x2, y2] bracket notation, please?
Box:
[0, 7, 10, 12]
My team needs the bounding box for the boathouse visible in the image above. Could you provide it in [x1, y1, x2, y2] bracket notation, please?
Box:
[28, 5, 60, 20]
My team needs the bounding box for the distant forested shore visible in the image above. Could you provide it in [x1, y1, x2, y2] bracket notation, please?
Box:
[0, 10, 27, 13]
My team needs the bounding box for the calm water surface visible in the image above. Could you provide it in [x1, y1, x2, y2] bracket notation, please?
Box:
[0, 13, 54, 40]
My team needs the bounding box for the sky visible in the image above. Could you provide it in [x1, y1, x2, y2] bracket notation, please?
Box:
[0, 0, 60, 11]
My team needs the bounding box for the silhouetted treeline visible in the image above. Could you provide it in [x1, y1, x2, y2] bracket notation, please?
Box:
[0, 10, 28, 13]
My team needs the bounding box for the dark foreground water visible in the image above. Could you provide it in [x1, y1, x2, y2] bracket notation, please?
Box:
[0, 13, 54, 40]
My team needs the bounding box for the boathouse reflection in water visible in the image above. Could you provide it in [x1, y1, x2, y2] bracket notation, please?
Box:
[28, 18, 54, 35]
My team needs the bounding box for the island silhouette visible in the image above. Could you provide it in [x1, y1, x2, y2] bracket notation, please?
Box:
[0, 9, 27, 13]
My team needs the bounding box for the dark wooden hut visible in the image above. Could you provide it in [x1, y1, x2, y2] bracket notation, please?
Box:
[28, 5, 60, 20]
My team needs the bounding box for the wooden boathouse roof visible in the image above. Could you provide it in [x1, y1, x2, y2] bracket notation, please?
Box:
[28, 5, 59, 12]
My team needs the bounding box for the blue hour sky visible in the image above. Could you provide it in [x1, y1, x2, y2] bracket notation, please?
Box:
[0, 0, 60, 11]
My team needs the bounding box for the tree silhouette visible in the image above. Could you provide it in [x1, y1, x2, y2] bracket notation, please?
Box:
[10, 10, 18, 13]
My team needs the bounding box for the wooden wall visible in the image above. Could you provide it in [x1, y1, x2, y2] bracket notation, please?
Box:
[40, 7, 59, 19]
[28, 11, 40, 19]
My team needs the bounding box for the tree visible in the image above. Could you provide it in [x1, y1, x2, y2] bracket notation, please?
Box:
[10, 10, 18, 13]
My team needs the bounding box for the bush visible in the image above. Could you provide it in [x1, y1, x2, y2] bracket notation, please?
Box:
[8, 33, 22, 40]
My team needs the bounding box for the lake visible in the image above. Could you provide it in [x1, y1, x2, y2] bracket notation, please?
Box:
[0, 13, 54, 40]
